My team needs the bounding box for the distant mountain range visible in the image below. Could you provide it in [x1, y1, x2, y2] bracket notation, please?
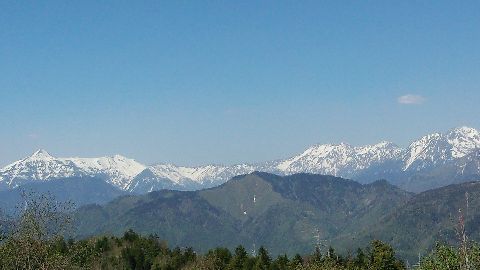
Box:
[0, 177, 126, 214]
[1, 126, 479, 193]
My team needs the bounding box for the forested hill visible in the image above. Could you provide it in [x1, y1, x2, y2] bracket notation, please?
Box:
[74, 172, 412, 256]
[354, 181, 480, 259]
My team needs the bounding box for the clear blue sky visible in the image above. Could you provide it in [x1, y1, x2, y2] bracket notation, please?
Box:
[1, 1, 479, 166]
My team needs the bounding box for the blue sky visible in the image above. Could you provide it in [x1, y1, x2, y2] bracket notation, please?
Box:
[1, 1, 479, 166]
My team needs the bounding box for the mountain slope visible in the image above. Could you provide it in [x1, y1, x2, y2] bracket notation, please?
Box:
[74, 172, 412, 255]
[395, 149, 480, 192]
[352, 181, 480, 260]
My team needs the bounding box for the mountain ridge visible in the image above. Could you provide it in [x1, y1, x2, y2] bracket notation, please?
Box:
[1, 126, 479, 192]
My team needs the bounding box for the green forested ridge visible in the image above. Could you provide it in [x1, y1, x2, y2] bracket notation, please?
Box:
[354, 181, 480, 259]
[74, 173, 413, 257]
[73, 173, 480, 261]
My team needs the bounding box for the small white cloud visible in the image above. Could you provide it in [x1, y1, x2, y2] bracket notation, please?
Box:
[397, 94, 425, 105]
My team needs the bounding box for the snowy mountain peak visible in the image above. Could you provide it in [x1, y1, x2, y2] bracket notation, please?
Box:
[449, 126, 479, 136]
[403, 127, 480, 170]
[28, 149, 54, 160]
[0, 152, 146, 190]
[447, 126, 480, 159]
[0, 150, 78, 189]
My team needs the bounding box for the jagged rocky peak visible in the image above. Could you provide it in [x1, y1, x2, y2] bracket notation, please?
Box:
[403, 126, 480, 171]
[446, 126, 480, 158]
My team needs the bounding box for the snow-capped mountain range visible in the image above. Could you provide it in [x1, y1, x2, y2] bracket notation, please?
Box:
[1, 127, 480, 193]
[0, 150, 145, 190]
